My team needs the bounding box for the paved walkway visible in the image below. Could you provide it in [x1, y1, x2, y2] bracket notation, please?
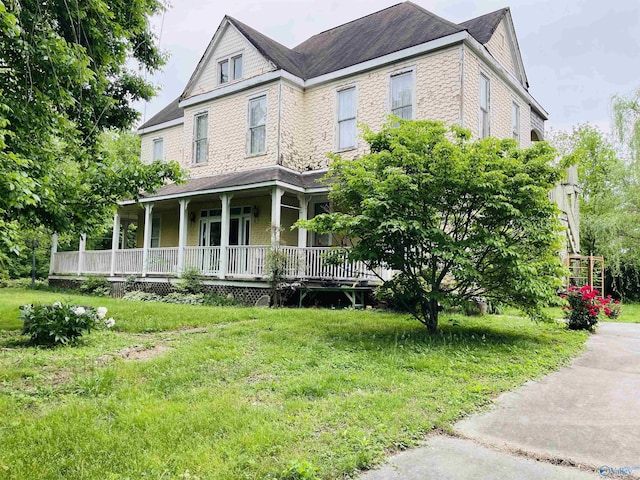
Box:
[362, 323, 640, 479]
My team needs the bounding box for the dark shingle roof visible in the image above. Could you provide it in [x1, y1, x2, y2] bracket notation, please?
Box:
[293, 2, 464, 78]
[460, 8, 509, 44]
[139, 97, 183, 130]
[142, 4, 521, 130]
[141, 167, 327, 200]
[227, 17, 306, 79]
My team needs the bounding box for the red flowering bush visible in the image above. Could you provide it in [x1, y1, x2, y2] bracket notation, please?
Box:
[562, 286, 621, 331]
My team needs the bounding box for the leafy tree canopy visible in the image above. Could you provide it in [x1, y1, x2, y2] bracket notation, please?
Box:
[298, 119, 565, 332]
[0, 0, 183, 265]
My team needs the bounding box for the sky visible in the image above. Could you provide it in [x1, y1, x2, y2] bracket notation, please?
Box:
[134, 0, 640, 134]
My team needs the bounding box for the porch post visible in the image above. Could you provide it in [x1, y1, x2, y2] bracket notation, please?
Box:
[141, 203, 154, 277]
[219, 193, 233, 279]
[296, 194, 309, 278]
[271, 186, 284, 246]
[296, 194, 309, 248]
[109, 213, 121, 277]
[77, 234, 86, 276]
[177, 198, 190, 273]
[49, 232, 58, 275]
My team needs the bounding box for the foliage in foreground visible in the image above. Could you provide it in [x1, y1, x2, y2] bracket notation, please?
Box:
[0, 2, 183, 265]
[299, 119, 565, 332]
[0, 289, 587, 480]
[20, 302, 114, 345]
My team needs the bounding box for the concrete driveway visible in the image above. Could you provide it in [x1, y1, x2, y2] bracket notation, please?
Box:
[362, 322, 640, 479]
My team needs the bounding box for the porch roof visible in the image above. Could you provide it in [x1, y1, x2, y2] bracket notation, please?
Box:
[127, 166, 328, 204]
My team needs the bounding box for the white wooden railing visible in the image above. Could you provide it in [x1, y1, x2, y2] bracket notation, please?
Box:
[184, 246, 221, 276]
[50, 245, 389, 282]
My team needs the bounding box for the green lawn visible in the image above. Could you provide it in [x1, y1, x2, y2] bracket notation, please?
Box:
[0, 289, 588, 479]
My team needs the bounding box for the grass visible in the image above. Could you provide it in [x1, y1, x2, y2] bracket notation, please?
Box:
[0, 289, 589, 479]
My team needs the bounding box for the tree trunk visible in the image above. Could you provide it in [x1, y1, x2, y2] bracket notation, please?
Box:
[427, 298, 439, 334]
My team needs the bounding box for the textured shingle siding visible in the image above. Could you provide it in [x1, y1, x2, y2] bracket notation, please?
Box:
[484, 19, 517, 78]
[462, 47, 531, 147]
[279, 82, 307, 171]
[182, 82, 280, 178]
[294, 47, 462, 170]
[140, 124, 184, 165]
[531, 109, 545, 139]
[186, 24, 274, 99]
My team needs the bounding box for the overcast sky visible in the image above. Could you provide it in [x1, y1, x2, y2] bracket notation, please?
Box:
[135, 0, 640, 134]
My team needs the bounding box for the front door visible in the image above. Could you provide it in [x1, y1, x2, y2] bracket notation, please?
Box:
[199, 209, 222, 273]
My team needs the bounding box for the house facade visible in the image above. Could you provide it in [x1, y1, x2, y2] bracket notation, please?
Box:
[49, 2, 579, 300]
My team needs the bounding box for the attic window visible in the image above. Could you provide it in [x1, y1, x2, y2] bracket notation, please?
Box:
[218, 54, 243, 84]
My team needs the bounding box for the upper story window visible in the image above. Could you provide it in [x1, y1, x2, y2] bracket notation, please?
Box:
[219, 54, 243, 84]
[193, 112, 208, 164]
[150, 213, 161, 248]
[512, 102, 520, 143]
[479, 74, 490, 138]
[248, 95, 267, 155]
[152, 138, 164, 162]
[337, 87, 356, 150]
[390, 70, 414, 120]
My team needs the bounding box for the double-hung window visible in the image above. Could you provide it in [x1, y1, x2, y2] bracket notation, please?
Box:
[152, 138, 164, 162]
[219, 54, 243, 84]
[390, 71, 414, 120]
[337, 87, 356, 150]
[193, 112, 208, 164]
[512, 102, 520, 143]
[479, 74, 490, 138]
[248, 95, 267, 155]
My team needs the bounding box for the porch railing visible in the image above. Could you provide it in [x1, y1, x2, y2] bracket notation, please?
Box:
[50, 245, 390, 282]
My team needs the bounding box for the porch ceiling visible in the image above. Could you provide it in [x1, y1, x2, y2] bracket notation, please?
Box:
[122, 166, 328, 205]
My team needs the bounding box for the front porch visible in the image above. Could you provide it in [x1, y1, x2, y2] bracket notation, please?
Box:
[49, 167, 390, 285]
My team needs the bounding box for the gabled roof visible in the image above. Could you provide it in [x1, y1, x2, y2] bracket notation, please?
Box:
[292, 2, 464, 79]
[139, 97, 182, 130]
[460, 8, 509, 44]
[227, 17, 306, 79]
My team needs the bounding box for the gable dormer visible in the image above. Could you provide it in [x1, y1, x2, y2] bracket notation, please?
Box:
[461, 8, 528, 88]
[182, 18, 276, 99]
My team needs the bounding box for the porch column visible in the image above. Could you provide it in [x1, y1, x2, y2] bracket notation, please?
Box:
[177, 198, 190, 273]
[218, 193, 233, 279]
[271, 186, 284, 246]
[49, 232, 58, 276]
[110, 213, 121, 277]
[77, 234, 86, 276]
[296, 194, 309, 248]
[141, 203, 154, 277]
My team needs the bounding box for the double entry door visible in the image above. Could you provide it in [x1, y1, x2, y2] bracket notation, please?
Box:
[199, 206, 251, 275]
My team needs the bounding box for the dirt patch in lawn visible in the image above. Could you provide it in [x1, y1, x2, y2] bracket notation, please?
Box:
[99, 344, 173, 364]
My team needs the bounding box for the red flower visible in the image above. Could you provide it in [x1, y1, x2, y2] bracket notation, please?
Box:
[604, 307, 611, 316]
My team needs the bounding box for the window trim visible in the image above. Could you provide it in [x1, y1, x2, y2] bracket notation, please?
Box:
[192, 110, 209, 166]
[217, 51, 244, 85]
[246, 91, 268, 157]
[387, 66, 416, 120]
[479, 72, 491, 138]
[152, 136, 164, 162]
[334, 84, 358, 152]
[511, 100, 521, 143]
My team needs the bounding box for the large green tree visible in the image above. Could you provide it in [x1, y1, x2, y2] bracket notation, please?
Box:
[0, 0, 182, 265]
[298, 119, 565, 332]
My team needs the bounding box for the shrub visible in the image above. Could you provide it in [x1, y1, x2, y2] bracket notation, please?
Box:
[5, 278, 49, 289]
[176, 267, 203, 294]
[122, 291, 162, 302]
[563, 286, 620, 331]
[79, 275, 110, 297]
[161, 292, 204, 305]
[203, 292, 237, 307]
[20, 303, 115, 345]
